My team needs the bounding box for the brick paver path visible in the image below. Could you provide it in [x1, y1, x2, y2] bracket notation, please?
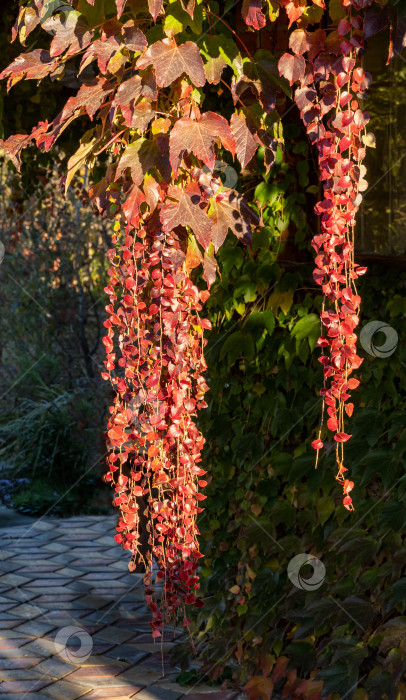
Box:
[0, 515, 238, 700]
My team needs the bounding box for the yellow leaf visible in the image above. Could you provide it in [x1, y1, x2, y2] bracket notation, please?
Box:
[65, 130, 96, 193]
[268, 289, 294, 315]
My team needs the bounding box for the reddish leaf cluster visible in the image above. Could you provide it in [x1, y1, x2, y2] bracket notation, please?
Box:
[276, 1, 378, 510]
[0, 0, 264, 631]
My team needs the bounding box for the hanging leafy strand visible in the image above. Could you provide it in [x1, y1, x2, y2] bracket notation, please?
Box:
[274, 0, 379, 511]
[1, 0, 399, 634]
[0, 0, 276, 632]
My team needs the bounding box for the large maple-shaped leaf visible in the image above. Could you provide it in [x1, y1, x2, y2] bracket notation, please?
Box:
[0, 50, 58, 90]
[242, 0, 266, 30]
[116, 138, 170, 186]
[160, 183, 212, 250]
[230, 112, 257, 169]
[76, 77, 115, 119]
[37, 77, 113, 151]
[209, 192, 259, 251]
[136, 38, 205, 88]
[278, 53, 306, 85]
[169, 112, 235, 174]
[42, 11, 93, 58]
[148, 0, 164, 21]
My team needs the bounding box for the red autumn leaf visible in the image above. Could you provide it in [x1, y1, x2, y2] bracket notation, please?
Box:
[345, 402, 354, 417]
[148, 0, 164, 21]
[209, 191, 259, 251]
[136, 38, 206, 88]
[116, 0, 128, 18]
[161, 183, 212, 250]
[230, 112, 258, 169]
[241, 0, 266, 30]
[281, 0, 307, 26]
[121, 21, 148, 52]
[347, 378, 360, 389]
[76, 77, 115, 119]
[180, 0, 196, 16]
[122, 185, 146, 227]
[113, 74, 158, 126]
[41, 12, 93, 58]
[116, 138, 170, 186]
[343, 479, 354, 494]
[79, 37, 122, 75]
[311, 439, 324, 449]
[0, 49, 58, 90]
[289, 29, 312, 55]
[169, 112, 235, 174]
[202, 249, 218, 289]
[334, 432, 352, 443]
[327, 417, 338, 431]
[278, 53, 306, 86]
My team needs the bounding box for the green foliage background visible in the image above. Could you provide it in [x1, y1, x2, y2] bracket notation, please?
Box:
[175, 124, 406, 698]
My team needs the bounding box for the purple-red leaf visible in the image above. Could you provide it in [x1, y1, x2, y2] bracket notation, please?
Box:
[121, 21, 148, 52]
[148, 0, 164, 21]
[136, 38, 206, 88]
[278, 53, 306, 86]
[161, 183, 212, 250]
[0, 50, 58, 90]
[116, 138, 170, 186]
[41, 12, 93, 58]
[242, 0, 266, 30]
[116, 0, 128, 19]
[230, 112, 257, 169]
[169, 112, 235, 174]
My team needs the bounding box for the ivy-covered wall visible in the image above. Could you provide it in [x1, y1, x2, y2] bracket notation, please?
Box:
[180, 123, 406, 699]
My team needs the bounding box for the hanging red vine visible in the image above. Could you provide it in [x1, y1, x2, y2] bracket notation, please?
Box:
[273, 0, 381, 511]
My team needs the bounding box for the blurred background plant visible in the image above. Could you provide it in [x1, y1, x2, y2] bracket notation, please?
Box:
[0, 161, 113, 517]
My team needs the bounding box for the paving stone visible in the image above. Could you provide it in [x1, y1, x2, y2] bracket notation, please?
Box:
[0, 629, 33, 639]
[0, 638, 33, 648]
[0, 679, 53, 692]
[104, 647, 148, 666]
[42, 543, 70, 553]
[0, 573, 33, 586]
[19, 637, 62, 657]
[66, 664, 125, 680]
[0, 693, 53, 699]
[40, 679, 91, 699]
[7, 603, 46, 619]
[30, 657, 77, 679]
[117, 667, 163, 685]
[3, 588, 39, 602]
[0, 603, 17, 612]
[0, 620, 22, 629]
[14, 621, 56, 637]
[94, 626, 135, 644]
[80, 687, 142, 698]
[0, 668, 49, 681]
[0, 657, 44, 670]
[134, 687, 183, 700]
[177, 693, 237, 700]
